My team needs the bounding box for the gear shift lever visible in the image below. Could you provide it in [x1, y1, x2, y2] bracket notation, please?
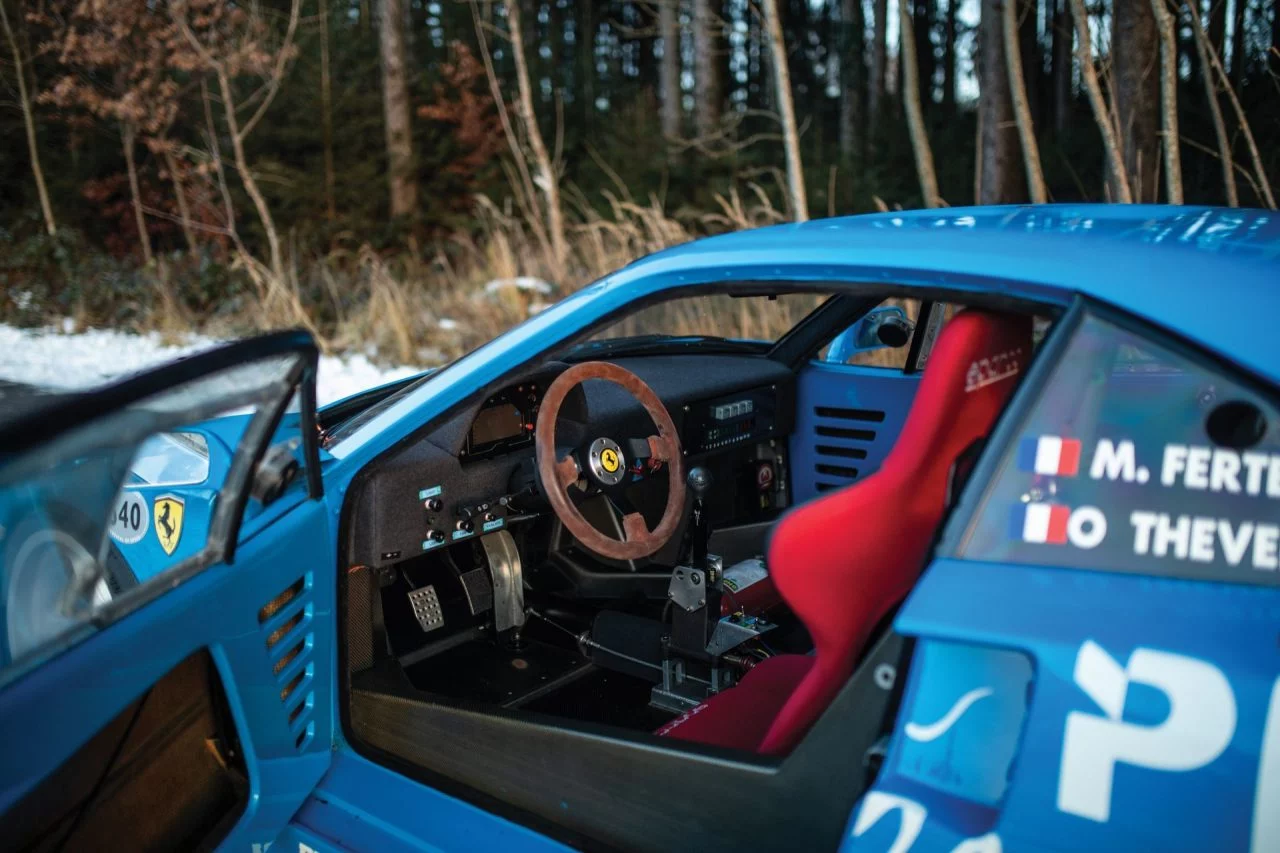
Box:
[664, 465, 724, 670]
[685, 466, 712, 575]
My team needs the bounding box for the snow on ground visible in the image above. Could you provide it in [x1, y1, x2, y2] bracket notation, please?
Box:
[0, 324, 422, 407]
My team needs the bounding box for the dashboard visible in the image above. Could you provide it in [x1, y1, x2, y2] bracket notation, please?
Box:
[344, 355, 797, 573]
[461, 382, 544, 461]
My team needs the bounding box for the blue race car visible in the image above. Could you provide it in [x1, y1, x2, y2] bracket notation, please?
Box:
[1, 205, 1277, 852]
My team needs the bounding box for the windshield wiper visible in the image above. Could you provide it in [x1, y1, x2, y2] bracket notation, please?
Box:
[566, 334, 767, 359]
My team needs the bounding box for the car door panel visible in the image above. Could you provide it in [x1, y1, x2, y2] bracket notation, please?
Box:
[0, 494, 334, 848]
[0, 333, 333, 851]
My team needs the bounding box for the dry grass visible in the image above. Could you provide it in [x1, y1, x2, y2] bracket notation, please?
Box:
[168, 180, 797, 366]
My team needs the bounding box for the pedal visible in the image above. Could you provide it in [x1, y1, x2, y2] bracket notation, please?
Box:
[407, 585, 445, 633]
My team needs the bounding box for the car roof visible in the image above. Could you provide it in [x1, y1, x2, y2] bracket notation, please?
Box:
[628, 204, 1280, 384]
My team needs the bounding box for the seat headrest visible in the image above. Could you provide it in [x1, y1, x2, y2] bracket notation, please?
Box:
[880, 308, 1032, 482]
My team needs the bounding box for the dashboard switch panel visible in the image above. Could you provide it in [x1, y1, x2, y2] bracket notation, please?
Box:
[684, 387, 779, 455]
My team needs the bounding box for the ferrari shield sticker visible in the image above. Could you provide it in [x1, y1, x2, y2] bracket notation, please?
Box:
[600, 447, 621, 474]
[108, 491, 149, 545]
[154, 495, 185, 555]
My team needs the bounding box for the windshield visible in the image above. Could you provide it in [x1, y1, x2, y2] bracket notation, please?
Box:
[584, 293, 829, 346]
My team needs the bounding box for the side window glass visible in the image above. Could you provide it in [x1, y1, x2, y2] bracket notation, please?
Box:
[0, 354, 306, 682]
[957, 313, 1280, 587]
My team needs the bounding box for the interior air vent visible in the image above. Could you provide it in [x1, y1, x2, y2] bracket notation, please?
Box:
[259, 574, 316, 751]
[812, 406, 885, 492]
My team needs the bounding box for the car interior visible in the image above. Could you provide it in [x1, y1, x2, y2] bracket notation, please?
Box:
[336, 288, 1044, 768]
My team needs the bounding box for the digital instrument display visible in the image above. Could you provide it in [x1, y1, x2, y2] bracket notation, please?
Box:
[470, 403, 524, 446]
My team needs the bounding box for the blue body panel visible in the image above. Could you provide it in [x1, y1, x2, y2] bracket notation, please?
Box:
[0, 497, 336, 846]
[790, 363, 919, 502]
[841, 558, 1280, 852]
[283, 751, 572, 852]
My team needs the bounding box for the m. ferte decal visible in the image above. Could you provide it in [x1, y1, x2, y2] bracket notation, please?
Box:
[1013, 434, 1280, 574]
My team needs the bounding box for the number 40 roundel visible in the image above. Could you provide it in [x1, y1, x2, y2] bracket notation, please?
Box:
[109, 491, 148, 545]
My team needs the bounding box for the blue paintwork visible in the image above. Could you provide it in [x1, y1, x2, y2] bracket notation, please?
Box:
[5, 204, 1280, 852]
[841, 559, 1280, 852]
[285, 751, 572, 852]
[789, 363, 919, 502]
[0, 497, 337, 845]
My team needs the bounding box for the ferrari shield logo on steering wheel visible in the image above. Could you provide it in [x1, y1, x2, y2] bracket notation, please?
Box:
[600, 447, 620, 473]
[154, 495, 185, 556]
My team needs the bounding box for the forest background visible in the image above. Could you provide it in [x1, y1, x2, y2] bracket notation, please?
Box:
[2, 0, 1277, 365]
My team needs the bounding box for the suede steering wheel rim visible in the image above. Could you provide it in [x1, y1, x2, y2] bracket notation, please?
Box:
[535, 361, 686, 561]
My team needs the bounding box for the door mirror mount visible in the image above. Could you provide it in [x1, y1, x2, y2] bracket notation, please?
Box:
[825, 306, 916, 363]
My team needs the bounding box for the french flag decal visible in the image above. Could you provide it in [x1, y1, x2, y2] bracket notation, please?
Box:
[1010, 503, 1071, 544]
[1016, 435, 1081, 476]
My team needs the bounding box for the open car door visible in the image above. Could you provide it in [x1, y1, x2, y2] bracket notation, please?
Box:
[0, 331, 334, 851]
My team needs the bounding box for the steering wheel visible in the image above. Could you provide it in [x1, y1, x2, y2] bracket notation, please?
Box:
[535, 362, 686, 561]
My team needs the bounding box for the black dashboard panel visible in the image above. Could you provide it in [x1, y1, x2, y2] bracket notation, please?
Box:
[461, 382, 544, 461]
[681, 387, 780, 455]
[345, 354, 796, 571]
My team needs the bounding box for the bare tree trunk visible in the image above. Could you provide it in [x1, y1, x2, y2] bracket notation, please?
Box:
[1150, 0, 1183, 203]
[868, 0, 888, 152]
[217, 69, 284, 281]
[201, 79, 241, 250]
[913, 0, 937, 108]
[379, 0, 417, 217]
[693, 0, 722, 139]
[1208, 0, 1227, 56]
[1003, 0, 1048, 202]
[1051, 0, 1072, 133]
[121, 122, 153, 265]
[162, 144, 199, 258]
[761, 0, 809, 221]
[973, 101, 984, 201]
[943, 0, 958, 112]
[1187, 1, 1237, 206]
[1229, 0, 1245, 87]
[1272, 0, 1280, 76]
[506, 0, 568, 275]
[659, 0, 681, 142]
[900, 0, 941, 207]
[1, 1, 55, 236]
[177, 0, 301, 291]
[320, 0, 337, 220]
[578, 0, 595, 129]
[838, 0, 864, 159]
[979, 0, 1027, 203]
[1196, 5, 1276, 208]
[1068, 0, 1132, 202]
[1113, 0, 1161, 202]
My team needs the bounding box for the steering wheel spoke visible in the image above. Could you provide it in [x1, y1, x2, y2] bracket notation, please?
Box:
[645, 433, 676, 463]
[620, 511, 650, 543]
[554, 453, 582, 490]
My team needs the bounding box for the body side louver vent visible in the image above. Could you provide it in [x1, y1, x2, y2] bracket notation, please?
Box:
[258, 573, 316, 751]
[812, 406, 885, 492]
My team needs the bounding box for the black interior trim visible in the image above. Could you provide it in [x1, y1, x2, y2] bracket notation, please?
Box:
[769, 293, 880, 368]
[347, 629, 907, 853]
[903, 300, 936, 375]
[2, 650, 248, 852]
